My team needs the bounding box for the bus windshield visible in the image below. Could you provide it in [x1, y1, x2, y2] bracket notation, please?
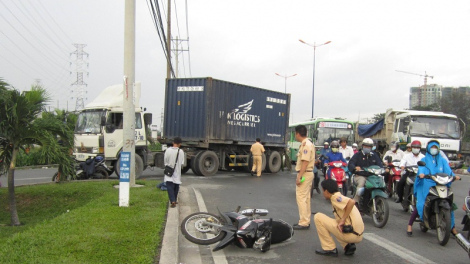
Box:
[75, 110, 105, 134]
[410, 116, 460, 139]
[316, 128, 354, 145]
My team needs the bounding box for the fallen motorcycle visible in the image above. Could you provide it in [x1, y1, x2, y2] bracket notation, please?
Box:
[458, 196, 470, 258]
[180, 206, 294, 252]
[52, 156, 109, 182]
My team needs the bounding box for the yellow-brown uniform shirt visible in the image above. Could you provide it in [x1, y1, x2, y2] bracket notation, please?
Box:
[331, 192, 364, 234]
[295, 138, 315, 171]
[250, 142, 265, 156]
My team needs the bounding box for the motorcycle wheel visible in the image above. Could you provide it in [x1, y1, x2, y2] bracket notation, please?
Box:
[181, 212, 226, 245]
[419, 223, 429, 233]
[372, 197, 389, 228]
[93, 167, 109, 179]
[436, 208, 451, 246]
[392, 181, 398, 200]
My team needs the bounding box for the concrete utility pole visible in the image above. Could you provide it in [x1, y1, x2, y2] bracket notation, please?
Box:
[166, 0, 171, 79]
[120, 0, 136, 207]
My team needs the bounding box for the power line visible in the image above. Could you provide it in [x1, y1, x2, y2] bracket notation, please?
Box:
[185, 0, 192, 77]
[34, 0, 74, 44]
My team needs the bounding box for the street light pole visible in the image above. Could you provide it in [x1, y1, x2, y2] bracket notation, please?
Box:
[299, 39, 331, 119]
[275, 73, 297, 93]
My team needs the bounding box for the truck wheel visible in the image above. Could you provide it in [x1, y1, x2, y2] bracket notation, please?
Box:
[261, 153, 267, 172]
[114, 154, 144, 179]
[266, 151, 282, 173]
[197, 151, 219, 176]
[181, 160, 191, 174]
[191, 152, 203, 176]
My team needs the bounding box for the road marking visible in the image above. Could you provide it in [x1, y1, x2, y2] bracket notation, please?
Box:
[15, 177, 51, 181]
[364, 233, 437, 264]
[193, 187, 229, 264]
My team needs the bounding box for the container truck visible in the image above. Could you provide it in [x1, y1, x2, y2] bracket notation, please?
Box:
[160, 77, 291, 176]
[356, 109, 464, 165]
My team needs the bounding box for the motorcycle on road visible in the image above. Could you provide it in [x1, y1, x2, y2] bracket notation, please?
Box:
[52, 156, 109, 182]
[351, 165, 390, 228]
[384, 157, 402, 199]
[401, 165, 419, 212]
[181, 206, 294, 252]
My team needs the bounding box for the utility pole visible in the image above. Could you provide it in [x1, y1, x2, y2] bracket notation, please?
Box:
[70, 44, 89, 111]
[166, 0, 171, 80]
[171, 37, 189, 78]
[120, 0, 136, 207]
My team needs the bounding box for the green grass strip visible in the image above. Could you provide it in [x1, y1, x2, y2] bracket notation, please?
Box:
[0, 180, 168, 264]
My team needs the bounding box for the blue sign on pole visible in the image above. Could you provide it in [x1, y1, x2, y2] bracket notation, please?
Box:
[120, 152, 131, 183]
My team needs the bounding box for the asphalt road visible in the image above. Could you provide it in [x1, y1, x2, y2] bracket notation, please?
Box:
[4, 166, 470, 263]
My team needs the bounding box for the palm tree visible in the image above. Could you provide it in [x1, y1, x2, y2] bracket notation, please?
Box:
[0, 80, 73, 226]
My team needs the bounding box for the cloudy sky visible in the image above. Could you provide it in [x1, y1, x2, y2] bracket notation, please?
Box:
[1, 0, 470, 127]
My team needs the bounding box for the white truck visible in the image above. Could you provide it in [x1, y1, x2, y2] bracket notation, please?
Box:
[72, 83, 164, 178]
[356, 109, 465, 164]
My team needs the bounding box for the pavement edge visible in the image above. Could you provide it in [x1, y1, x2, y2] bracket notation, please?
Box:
[159, 195, 180, 264]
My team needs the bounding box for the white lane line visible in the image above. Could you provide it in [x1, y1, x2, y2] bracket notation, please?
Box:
[192, 187, 229, 264]
[15, 177, 51, 181]
[364, 233, 437, 264]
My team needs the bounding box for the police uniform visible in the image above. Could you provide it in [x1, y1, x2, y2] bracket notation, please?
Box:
[250, 142, 265, 176]
[296, 138, 315, 226]
[314, 192, 364, 250]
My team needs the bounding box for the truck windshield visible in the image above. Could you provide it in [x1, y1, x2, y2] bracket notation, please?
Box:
[75, 110, 105, 134]
[410, 116, 460, 139]
[316, 128, 354, 145]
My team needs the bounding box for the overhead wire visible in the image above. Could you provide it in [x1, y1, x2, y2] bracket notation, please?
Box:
[34, 0, 75, 44]
[151, 0, 175, 77]
[185, 0, 192, 77]
[173, 0, 186, 77]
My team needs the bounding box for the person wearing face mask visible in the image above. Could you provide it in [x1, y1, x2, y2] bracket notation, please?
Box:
[383, 141, 405, 165]
[324, 141, 347, 180]
[394, 140, 424, 203]
[403, 143, 412, 155]
[352, 143, 358, 154]
[348, 138, 384, 205]
[319, 142, 331, 176]
[407, 139, 460, 236]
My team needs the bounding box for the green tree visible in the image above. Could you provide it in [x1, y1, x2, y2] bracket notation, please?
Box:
[372, 113, 385, 123]
[410, 103, 441, 112]
[440, 92, 470, 141]
[0, 80, 74, 226]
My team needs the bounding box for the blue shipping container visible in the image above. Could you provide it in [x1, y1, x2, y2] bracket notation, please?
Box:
[164, 78, 291, 146]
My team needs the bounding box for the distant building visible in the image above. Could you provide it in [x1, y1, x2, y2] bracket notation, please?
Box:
[409, 84, 442, 108]
[441, 86, 470, 101]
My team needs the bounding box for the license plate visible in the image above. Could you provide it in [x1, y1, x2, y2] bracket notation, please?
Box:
[78, 154, 85, 159]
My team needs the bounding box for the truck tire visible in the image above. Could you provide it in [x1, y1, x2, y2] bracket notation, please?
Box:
[197, 151, 219, 176]
[265, 151, 282, 173]
[191, 152, 203, 176]
[114, 154, 144, 179]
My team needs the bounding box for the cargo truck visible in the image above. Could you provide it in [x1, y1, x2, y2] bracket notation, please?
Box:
[356, 109, 465, 165]
[160, 77, 291, 176]
[72, 83, 158, 178]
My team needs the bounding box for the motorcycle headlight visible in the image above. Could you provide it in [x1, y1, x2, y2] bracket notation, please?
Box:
[412, 167, 418, 173]
[433, 176, 451, 185]
[392, 162, 401, 167]
[372, 168, 385, 175]
[333, 162, 342, 168]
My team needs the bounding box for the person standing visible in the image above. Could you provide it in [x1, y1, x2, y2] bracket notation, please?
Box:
[164, 137, 184, 208]
[314, 179, 364, 257]
[339, 137, 354, 161]
[293, 125, 315, 230]
[250, 138, 265, 177]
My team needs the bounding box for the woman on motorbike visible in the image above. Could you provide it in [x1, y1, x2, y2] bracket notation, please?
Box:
[324, 141, 347, 180]
[407, 139, 460, 236]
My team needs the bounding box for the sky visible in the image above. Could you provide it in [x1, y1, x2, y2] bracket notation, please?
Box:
[1, 0, 470, 127]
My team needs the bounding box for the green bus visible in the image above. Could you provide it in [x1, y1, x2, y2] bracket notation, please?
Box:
[288, 118, 355, 162]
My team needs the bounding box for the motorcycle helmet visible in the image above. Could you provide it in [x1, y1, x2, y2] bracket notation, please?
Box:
[352, 143, 358, 148]
[427, 139, 441, 156]
[330, 140, 340, 152]
[410, 140, 422, 148]
[362, 138, 374, 148]
[95, 156, 104, 162]
[389, 141, 399, 151]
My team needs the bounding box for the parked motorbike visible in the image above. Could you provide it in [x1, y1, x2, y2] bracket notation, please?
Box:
[351, 165, 389, 228]
[52, 156, 109, 182]
[458, 196, 470, 258]
[180, 206, 294, 252]
[401, 165, 418, 212]
[385, 156, 402, 199]
[417, 161, 458, 246]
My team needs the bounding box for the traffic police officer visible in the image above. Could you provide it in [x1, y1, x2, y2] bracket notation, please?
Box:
[250, 138, 265, 177]
[293, 125, 315, 230]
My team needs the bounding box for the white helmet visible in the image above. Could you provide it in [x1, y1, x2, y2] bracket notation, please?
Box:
[352, 143, 358, 147]
[362, 138, 374, 147]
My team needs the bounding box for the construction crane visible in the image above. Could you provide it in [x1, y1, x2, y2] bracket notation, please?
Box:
[396, 70, 434, 107]
[396, 70, 434, 88]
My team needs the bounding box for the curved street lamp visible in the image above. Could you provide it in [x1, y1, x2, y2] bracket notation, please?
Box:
[299, 39, 331, 119]
[275, 73, 297, 93]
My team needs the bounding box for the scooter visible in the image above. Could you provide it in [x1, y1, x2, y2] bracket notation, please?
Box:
[180, 206, 294, 252]
[401, 165, 418, 212]
[384, 156, 402, 199]
[351, 165, 389, 228]
[417, 161, 458, 246]
[52, 156, 109, 182]
[325, 160, 348, 196]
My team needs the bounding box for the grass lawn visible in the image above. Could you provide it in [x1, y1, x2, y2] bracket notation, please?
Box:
[0, 180, 168, 263]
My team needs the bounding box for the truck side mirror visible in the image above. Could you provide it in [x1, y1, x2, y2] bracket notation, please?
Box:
[101, 116, 107, 126]
[144, 113, 152, 125]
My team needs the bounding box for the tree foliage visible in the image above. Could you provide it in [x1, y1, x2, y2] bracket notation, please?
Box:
[440, 92, 470, 141]
[0, 79, 75, 226]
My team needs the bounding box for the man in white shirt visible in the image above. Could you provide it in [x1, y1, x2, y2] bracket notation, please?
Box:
[395, 140, 425, 203]
[339, 137, 354, 161]
[383, 141, 405, 164]
[164, 137, 185, 208]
